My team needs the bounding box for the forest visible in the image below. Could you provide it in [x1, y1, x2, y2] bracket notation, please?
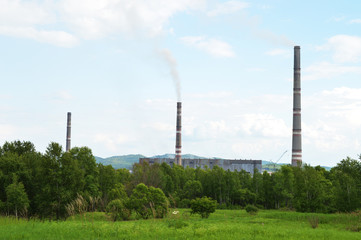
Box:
[0, 140, 360, 220]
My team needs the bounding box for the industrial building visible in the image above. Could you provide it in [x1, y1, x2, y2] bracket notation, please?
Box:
[139, 158, 262, 174]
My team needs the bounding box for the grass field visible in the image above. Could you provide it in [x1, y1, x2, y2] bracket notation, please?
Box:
[0, 209, 360, 239]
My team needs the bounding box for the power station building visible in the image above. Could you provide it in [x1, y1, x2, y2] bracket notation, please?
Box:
[139, 158, 262, 174]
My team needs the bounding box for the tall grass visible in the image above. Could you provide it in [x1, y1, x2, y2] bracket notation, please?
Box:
[0, 210, 360, 239]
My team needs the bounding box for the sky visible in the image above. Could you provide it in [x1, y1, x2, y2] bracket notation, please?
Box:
[1, 0, 361, 167]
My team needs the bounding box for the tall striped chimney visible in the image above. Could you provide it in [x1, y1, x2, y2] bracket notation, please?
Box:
[66, 112, 71, 152]
[292, 46, 302, 166]
[175, 102, 182, 166]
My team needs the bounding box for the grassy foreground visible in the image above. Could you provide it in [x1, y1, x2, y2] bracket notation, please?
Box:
[0, 210, 360, 239]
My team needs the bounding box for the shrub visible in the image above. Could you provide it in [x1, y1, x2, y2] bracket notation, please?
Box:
[245, 204, 259, 215]
[190, 197, 217, 218]
[108, 183, 128, 202]
[148, 186, 168, 218]
[308, 216, 319, 229]
[167, 210, 188, 229]
[129, 183, 168, 219]
[346, 224, 361, 232]
[106, 199, 131, 221]
[178, 199, 191, 208]
[129, 183, 151, 219]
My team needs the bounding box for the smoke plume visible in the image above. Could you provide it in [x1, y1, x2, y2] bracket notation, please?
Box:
[159, 49, 181, 101]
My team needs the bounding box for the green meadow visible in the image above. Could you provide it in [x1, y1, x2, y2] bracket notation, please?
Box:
[0, 210, 360, 240]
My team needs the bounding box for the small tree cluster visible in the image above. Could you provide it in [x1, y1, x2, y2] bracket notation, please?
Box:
[5, 175, 29, 218]
[245, 204, 258, 215]
[190, 197, 217, 218]
[106, 199, 131, 221]
[106, 183, 168, 221]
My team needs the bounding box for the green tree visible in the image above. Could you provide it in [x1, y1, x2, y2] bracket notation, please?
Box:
[262, 171, 274, 209]
[183, 180, 203, 200]
[106, 199, 131, 221]
[108, 183, 128, 202]
[36, 143, 83, 219]
[98, 163, 117, 206]
[190, 197, 217, 218]
[129, 183, 168, 219]
[293, 165, 333, 213]
[129, 183, 151, 219]
[70, 147, 100, 197]
[148, 186, 168, 218]
[6, 175, 29, 218]
[331, 157, 361, 212]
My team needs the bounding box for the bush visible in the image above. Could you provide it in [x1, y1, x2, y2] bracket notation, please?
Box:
[148, 186, 168, 218]
[190, 197, 217, 218]
[129, 183, 168, 219]
[308, 216, 319, 229]
[167, 210, 188, 229]
[245, 204, 258, 215]
[178, 199, 191, 208]
[106, 199, 131, 221]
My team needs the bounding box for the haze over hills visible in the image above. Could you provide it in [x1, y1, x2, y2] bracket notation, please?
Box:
[94, 154, 206, 169]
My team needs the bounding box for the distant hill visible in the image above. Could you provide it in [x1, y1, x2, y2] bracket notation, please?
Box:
[151, 154, 207, 159]
[95, 154, 145, 169]
[94, 153, 206, 169]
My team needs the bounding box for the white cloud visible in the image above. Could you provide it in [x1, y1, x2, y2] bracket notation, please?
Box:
[190, 91, 233, 99]
[0, 124, 16, 139]
[94, 133, 135, 152]
[232, 139, 284, 159]
[0, 26, 79, 47]
[181, 36, 235, 57]
[0, 0, 78, 47]
[317, 35, 361, 63]
[53, 91, 73, 101]
[349, 19, 361, 24]
[207, 1, 249, 17]
[318, 87, 361, 127]
[180, 87, 361, 165]
[253, 29, 295, 47]
[322, 87, 361, 101]
[144, 122, 173, 132]
[59, 0, 206, 39]
[265, 48, 290, 57]
[330, 16, 345, 22]
[303, 62, 361, 81]
[0, 0, 54, 26]
[303, 121, 347, 151]
[239, 114, 289, 138]
[247, 67, 266, 72]
[0, 0, 206, 46]
[302, 87, 361, 154]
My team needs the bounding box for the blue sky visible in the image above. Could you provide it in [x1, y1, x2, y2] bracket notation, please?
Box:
[1, 0, 361, 166]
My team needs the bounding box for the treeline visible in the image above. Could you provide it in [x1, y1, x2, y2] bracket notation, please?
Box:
[133, 157, 361, 213]
[0, 141, 361, 220]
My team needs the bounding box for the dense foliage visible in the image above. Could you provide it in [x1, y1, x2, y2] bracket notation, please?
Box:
[0, 140, 361, 220]
[190, 197, 217, 218]
[245, 204, 258, 215]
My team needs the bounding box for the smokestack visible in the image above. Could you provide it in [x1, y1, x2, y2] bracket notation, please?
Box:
[175, 102, 182, 166]
[66, 112, 71, 152]
[292, 46, 302, 167]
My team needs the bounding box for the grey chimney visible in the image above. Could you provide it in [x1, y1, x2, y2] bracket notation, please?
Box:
[66, 112, 71, 152]
[175, 102, 182, 166]
[292, 46, 302, 166]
